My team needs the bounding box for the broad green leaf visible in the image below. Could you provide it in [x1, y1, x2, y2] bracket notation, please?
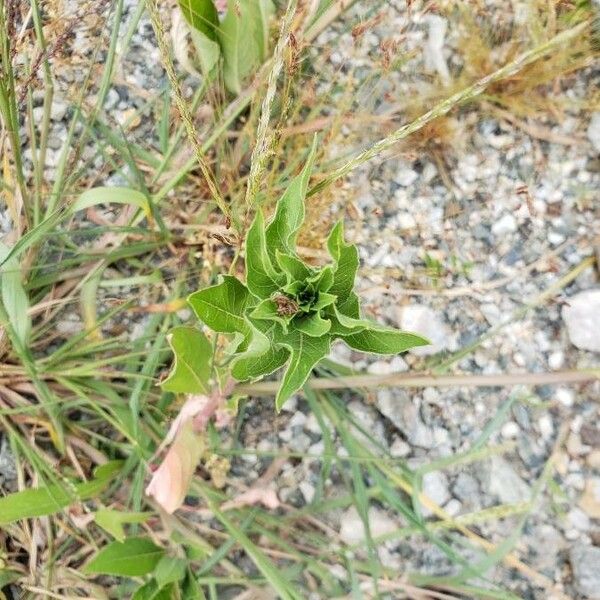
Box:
[73, 187, 151, 218]
[188, 276, 250, 336]
[327, 221, 359, 298]
[265, 139, 317, 263]
[274, 329, 331, 410]
[232, 344, 289, 380]
[161, 326, 212, 394]
[308, 265, 334, 293]
[245, 210, 282, 298]
[178, 0, 218, 40]
[95, 509, 151, 542]
[190, 29, 220, 75]
[83, 537, 165, 577]
[154, 555, 187, 587]
[248, 0, 274, 60]
[218, 0, 261, 94]
[343, 326, 429, 354]
[0, 243, 31, 346]
[183, 570, 207, 600]
[275, 250, 311, 282]
[294, 311, 331, 337]
[0, 461, 122, 526]
[132, 580, 169, 600]
[250, 298, 288, 329]
[312, 292, 337, 312]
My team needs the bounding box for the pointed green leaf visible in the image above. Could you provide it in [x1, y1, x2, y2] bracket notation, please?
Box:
[0, 243, 31, 346]
[188, 276, 250, 335]
[248, 0, 274, 60]
[178, 0, 219, 40]
[132, 580, 175, 600]
[337, 291, 361, 319]
[190, 29, 220, 75]
[308, 265, 334, 293]
[83, 537, 165, 577]
[343, 326, 429, 354]
[275, 249, 312, 282]
[154, 555, 187, 587]
[265, 139, 317, 262]
[312, 292, 336, 311]
[219, 0, 260, 94]
[249, 297, 289, 329]
[294, 312, 331, 337]
[0, 461, 122, 526]
[161, 327, 212, 394]
[327, 221, 359, 298]
[246, 210, 283, 298]
[274, 329, 331, 410]
[95, 509, 151, 542]
[231, 318, 288, 379]
[232, 344, 289, 380]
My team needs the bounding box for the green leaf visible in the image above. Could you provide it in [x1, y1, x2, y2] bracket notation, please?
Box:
[312, 292, 336, 311]
[84, 537, 165, 577]
[248, 0, 274, 60]
[265, 139, 317, 263]
[178, 0, 218, 40]
[218, 0, 260, 94]
[250, 298, 288, 329]
[337, 291, 361, 319]
[327, 221, 359, 298]
[232, 344, 289, 380]
[0, 461, 122, 526]
[275, 250, 312, 282]
[161, 326, 212, 394]
[294, 312, 331, 337]
[274, 329, 331, 410]
[245, 210, 282, 298]
[0, 242, 31, 346]
[154, 555, 187, 587]
[308, 265, 334, 293]
[190, 29, 221, 75]
[188, 276, 250, 336]
[343, 326, 429, 354]
[95, 509, 151, 542]
[73, 187, 151, 218]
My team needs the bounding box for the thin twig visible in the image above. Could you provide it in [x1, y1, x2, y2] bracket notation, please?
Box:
[237, 369, 599, 395]
[307, 20, 590, 197]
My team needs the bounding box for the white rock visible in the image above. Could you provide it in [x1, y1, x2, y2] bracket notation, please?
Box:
[299, 481, 315, 504]
[444, 499, 462, 517]
[486, 456, 530, 504]
[538, 414, 554, 440]
[562, 290, 600, 352]
[587, 112, 600, 153]
[571, 544, 600, 599]
[367, 356, 408, 375]
[548, 351, 565, 369]
[399, 305, 449, 356]
[423, 15, 451, 86]
[491, 214, 517, 236]
[556, 387, 575, 407]
[395, 168, 419, 187]
[422, 471, 450, 507]
[389, 438, 411, 457]
[567, 507, 591, 531]
[339, 506, 398, 545]
[397, 213, 417, 229]
[501, 421, 520, 439]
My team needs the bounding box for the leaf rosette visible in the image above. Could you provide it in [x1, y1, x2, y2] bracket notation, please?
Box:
[166, 144, 429, 409]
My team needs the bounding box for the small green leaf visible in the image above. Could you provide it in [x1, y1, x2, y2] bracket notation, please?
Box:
[232, 345, 289, 380]
[73, 187, 151, 218]
[274, 329, 331, 410]
[343, 327, 429, 354]
[245, 210, 283, 298]
[248, 0, 274, 60]
[178, 0, 218, 40]
[250, 298, 288, 327]
[154, 555, 187, 587]
[84, 537, 165, 577]
[188, 276, 251, 336]
[161, 326, 212, 394]
[327, 221, 359, 298]
[308, 265, 334, 293]
[275, 250, 312, 282]
[294, 312, 331, 337]
[95, 509, 151, 542]
[0, 461, 122, 526]
[190, 29, 220, 75]
[265, 139, 317, 263]
[312, 292, 337, 311]
[0, 243, 31, 346]
[337, 291, 361, 318]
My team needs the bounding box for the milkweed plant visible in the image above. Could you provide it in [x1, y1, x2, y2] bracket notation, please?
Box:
[148, 143, 429, 512]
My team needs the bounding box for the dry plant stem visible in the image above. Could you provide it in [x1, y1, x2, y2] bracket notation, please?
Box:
[238, 369, 599, 395]
[307, 19, 590, 197]
[145, 0, 231, 224]
[244, 0, 297, 208]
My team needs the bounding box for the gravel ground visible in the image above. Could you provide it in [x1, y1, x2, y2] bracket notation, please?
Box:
[3, 0, 600, 598]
